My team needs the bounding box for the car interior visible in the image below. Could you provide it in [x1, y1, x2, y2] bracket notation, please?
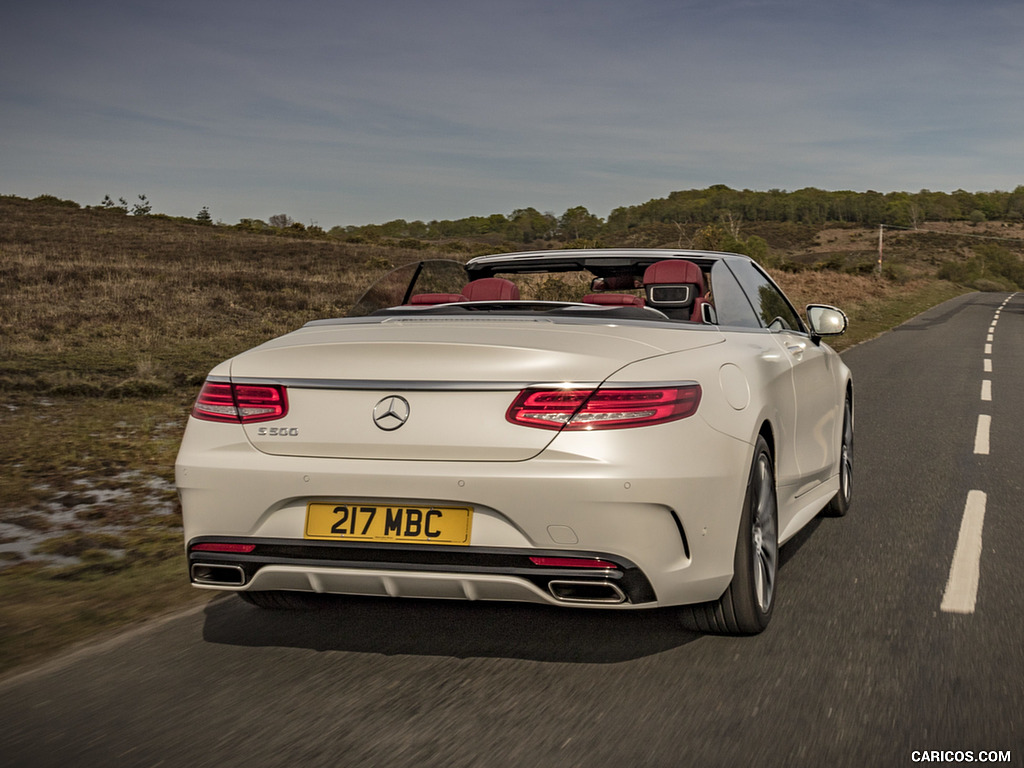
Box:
[401, 259, 717, 324]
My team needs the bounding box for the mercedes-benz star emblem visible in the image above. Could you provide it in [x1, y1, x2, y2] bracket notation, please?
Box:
[372, 396, 411, 431]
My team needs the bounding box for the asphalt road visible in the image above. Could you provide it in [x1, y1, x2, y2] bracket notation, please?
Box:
[2, 292, 1022, 768]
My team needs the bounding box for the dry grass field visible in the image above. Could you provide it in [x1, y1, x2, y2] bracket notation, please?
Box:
[0, 195, 976, 673]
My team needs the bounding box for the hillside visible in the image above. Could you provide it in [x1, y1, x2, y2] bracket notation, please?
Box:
[5, 191, 1024, 400]
[3, 192, 1022, 398]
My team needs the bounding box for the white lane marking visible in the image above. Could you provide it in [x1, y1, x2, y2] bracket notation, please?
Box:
[984, 359, 992, 373]
[987, 333, 994, 342]
[974, 415, 991, 455]
[981, 380, 992, 401]
[941, 491, 987, 614]
[985, 343, 992, 355]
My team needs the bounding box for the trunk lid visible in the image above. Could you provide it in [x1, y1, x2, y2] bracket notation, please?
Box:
[231, 317, 723, 461]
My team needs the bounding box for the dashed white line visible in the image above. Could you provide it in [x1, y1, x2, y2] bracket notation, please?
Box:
[941, 295, 1014, 616]
[974, 414, 991, 455]
[941, 491, 987, 614]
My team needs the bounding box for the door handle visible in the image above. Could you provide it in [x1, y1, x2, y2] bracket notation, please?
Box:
[786, 343, 805, 360]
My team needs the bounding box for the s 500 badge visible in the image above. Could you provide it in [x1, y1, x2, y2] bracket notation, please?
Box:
[256, 427, 299, 437]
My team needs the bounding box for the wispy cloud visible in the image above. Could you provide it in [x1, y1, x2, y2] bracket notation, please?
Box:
[2, 0, 1023, 226]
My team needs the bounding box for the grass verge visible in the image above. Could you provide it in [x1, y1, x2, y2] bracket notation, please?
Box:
[0, 548, 213, 677]
[832, 279, 970, 351]
[0, 395, 204, 676]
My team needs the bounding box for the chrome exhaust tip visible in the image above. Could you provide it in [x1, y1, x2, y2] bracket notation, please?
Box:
[191, 563, 246, 586]
[548, 580, 626, 604]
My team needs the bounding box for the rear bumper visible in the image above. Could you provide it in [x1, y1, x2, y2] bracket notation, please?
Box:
[176, 415, 753, 608]
[187, 537, 655, 606]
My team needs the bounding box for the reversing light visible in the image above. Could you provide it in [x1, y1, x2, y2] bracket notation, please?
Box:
[192, 542, 257, 553]
[506, 384, 701, 430]
[192, 380, 288, 424]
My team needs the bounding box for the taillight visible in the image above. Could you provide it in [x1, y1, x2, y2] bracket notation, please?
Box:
[192, 380, 288, 424]
[191, 542, 257, 553]
[506, 384, 701, 430]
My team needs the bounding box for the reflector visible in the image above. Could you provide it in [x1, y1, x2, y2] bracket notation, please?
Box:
[529, 557, 618, 569]
[192, 542, 257, 553]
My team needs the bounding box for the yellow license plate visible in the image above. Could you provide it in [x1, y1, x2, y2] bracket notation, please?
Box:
[305, 503, 473, 545]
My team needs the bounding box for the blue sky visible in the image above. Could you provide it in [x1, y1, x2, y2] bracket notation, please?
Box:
[2, 0, 1022, 227]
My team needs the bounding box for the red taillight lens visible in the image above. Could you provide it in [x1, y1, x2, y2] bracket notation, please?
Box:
[233, 384, 288, 422]
[192, 381, 288, 424]
[503, 389, 591, 430]
[191, 381, 238, 422]
[191, 542, 257, 553]
[506, 384, 701, 430]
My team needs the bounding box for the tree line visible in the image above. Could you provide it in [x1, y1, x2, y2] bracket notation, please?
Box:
[27, 185, 1024, 246]
[609, 185, 1024, 229]
[332, 185, 1024, 245]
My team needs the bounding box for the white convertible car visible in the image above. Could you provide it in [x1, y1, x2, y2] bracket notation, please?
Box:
[175, 249, 852, 634]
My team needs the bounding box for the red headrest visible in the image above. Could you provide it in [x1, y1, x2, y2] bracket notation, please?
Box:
[642, 260, 705, 293]
[463, 278, 520, 301]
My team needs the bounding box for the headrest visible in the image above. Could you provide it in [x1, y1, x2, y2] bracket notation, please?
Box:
[642, 260, 705, 291]
[643, 260, 705, 310]
[463, 278, 520, 301]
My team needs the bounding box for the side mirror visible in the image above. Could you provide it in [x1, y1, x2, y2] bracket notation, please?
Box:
[806, 304, 848, 340]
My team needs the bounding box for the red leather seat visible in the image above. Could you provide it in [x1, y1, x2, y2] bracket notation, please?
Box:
[642, 260, 707, 321]
[582, 293, 645, 307]
[463, 278, 520, 301]
[408, 293, 467, 305]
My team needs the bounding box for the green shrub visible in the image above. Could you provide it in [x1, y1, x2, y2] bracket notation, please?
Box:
[32, 195, 80, 208]
[971, 278, 1010, 292]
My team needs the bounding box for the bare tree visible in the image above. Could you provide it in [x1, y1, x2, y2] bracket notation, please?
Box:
[721, 210, 742, 239]
[672, 220, 694, 248]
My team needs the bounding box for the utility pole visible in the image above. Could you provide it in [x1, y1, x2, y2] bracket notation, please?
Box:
[877, 224, 884, 276]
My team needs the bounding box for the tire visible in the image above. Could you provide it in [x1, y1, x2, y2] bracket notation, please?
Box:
[238, 590, 321, 610]
[824, 397, 853, 517]
[681, 435, 778, 635]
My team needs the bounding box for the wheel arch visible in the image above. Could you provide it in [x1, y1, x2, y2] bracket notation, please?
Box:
[757, 419, 776, 468]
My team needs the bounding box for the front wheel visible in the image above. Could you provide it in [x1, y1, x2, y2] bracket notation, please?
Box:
[681, 435, 778, 635]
